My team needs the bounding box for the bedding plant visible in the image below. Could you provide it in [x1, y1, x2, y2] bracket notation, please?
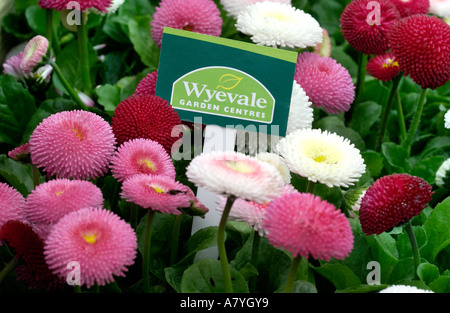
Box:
[0, 0, 449, 294]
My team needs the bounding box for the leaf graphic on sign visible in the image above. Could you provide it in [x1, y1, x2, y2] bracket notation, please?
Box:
[217, 74, 243, 90]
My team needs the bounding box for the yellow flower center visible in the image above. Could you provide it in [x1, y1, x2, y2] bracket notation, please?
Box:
[265, 11, 292, 22]
[83, 233, 97, 244]
[382, 59, 399, 69]
[69, 128, 83, 139]
[313, 155, 327, 163]
[55, 190, 65, 196]
[224, 161, 255, 174]
[151, 185, 165, 194]
[139, 159, 155, 170]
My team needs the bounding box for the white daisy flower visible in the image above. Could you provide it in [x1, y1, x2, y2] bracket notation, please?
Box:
[235, 81, 313, 155]
[276, 128, 366, 188]
[220, 0, 291, 18]
[186, 151, 285, 203]
[235, 1, 323, 48]
[436, 158, 450, 188]
[90, 0, 125, 14]
[379, 285, 434, 293]
[445, 109, 450, 129]
[430, 0, 450, 18]
[256, 152, 291, 184]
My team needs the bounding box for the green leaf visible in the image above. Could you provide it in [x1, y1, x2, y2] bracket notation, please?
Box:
[1, 12, 34, 40]
[336, 284, 389, 293]
[366, 233, 399, 284]
[119, 0, 155, 18]
[275, 280, 317, 293]
[128, 16, 160, 69]
[421, 197, 450, 262]
[388, 257, 415, 284]
[21, 98, 79, 142]
[314, 116, 366, 151]
[361, 150, 384, 178]
[25, 5, 60, 37]
[103, 15, 130, 43]
[429, 276, 450, 293]
[176, 226, 220, 266]
[349, 101, 382, 138]
[410, 156, 446, 185]
[417, 263, 440, 285]
[397, 226, 427, 260]
[180, 259, 249, 293]
[53, 41, 98, 94]
[381, 142, 410, 173]
[0, 155, 43, 197]
[94, 84, 121, 115]
[312, 263, 361, 290]
[0, 75, 36, 145]
[14, 0, 38, 13]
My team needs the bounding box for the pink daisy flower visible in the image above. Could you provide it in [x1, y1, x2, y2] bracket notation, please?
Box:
[388, 0, 430, 17]
[183, 187, 209, 217]
[294, 52, 355, 114]
[340, 0, 401, 55]
[29, 110, 117, 180]
[216, 185, 295, 235]
[0, 183, 25, 229]
[150, 0, 223, 48]
[359, 174, 433, 235]
[388, 14, 450, 90]
[20, 36, 49, 75]
[134, 71, 158, 96]
[2, 52, 28, 80]
[262, 191, 354, 261]
[366, 53, 401, 82]
[44, 207, 137, 288]
[24, 179, 104, 225]
[8, 142, 30, 162]
[38, 0, 112, 12]
[120, 174, 192, 215]
[110, 138, 176, 182]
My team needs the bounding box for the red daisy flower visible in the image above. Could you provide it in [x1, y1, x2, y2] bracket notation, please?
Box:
[359, 174, 433, 235]
[388, 14, 450, 89]
[366, 53, 401, 82]
[340, 0, 401, 55]
[134, 71, 158, 96]
[0, 220, 64, 290]
[111, 94, 182, 155]
[388, 0, 430, 17]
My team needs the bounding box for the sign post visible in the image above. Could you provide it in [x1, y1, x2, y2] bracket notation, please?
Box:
[155, 27, 298, 261]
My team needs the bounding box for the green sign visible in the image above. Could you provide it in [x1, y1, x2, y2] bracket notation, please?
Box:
[155, 27, 298, 137]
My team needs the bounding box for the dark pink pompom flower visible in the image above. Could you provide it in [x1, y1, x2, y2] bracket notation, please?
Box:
[44, 207, 137, 288]
[388, 0, 430, 17]
[29, 110, 116, 180]
[135, 71, 158, 96]
[262, 191, 354, 261]
[388, 14, 450, 89]
[294, 52, 355, 114]
[359, 174, 433, 235]
[366, 53, 401, 82]
[340, 0, 401, 55]
[39, 0, 112, 12]
[150, 0, 222, 48]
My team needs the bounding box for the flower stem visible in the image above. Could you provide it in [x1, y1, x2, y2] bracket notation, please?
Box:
[46, 9, 53, 47]
[404, 88, 428, 155]
[396, 90, 407, 145]
[0, 256, 20, 285]
[32, 164, 40, 188]
[306, 180, 315, 194]
[217, 195, 236, 293]
[283, 255, 302, 293]
[170, 214, 183, 265]
[129, 203, 138, 229]
[77, 13, 92, 97]
[355, 53, 368, 103]
[48, 59, 89, 110]
[405, 220, 420, 279]
[142, 210, 156, 293]
[376, 75, 402, 151]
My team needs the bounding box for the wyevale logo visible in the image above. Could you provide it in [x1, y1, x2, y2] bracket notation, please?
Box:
[171, 66, 275, 123]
